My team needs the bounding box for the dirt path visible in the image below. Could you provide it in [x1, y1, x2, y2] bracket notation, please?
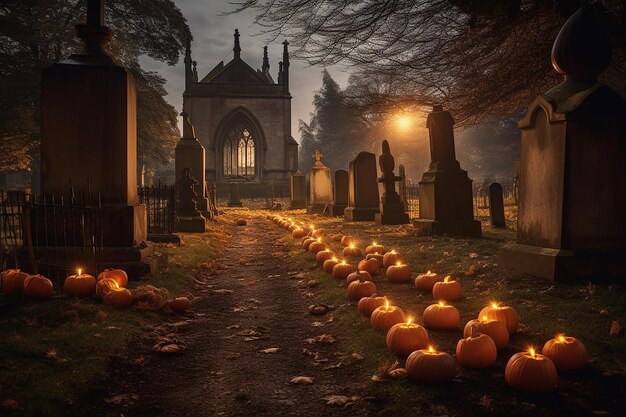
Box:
[85, 214, 372, 417]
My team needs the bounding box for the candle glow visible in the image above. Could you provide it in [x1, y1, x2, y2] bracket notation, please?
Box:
[529, 347, 536, 358]
[77, 268, 82, 275]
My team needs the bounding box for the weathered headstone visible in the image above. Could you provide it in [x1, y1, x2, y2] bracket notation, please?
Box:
[501, 9, 626, 281]
[344, 152, 380, 221]
[489, 183, 506, 228]
[175, 168, 206, 232]
[227, 182, 243, 207]
[289, 170, 306, 209]
[329, 170, 348, 217]
[40, 0, 148, 251]
[399, 164, 408, 212]
[307, 150, 333, 214]
[375, 140, 409, 225]
[413, 106, 481, 237]
[175, 112, 210, 218]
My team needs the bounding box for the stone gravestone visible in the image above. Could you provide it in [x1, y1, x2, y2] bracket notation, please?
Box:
[289, 170, 306, 209]
[344, 152, 380, 221]
[175, 112, 210, 219]
[40, 0, 150, 271]
[227, 183, 243, 207]
[501, 8, 626, 281]
[329, 170, 348, 217]
[398, 164, 408, 212]
[375, 140, 409, 225]
[175, 168, 206, 232]
[489, 183, 506, 228]
[307, 150, 333, 214]
[413, 105, 481, 237]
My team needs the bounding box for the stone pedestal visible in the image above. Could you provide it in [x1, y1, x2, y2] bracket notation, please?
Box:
[329, 169, 348, 217]
[176, 168, 206, 233]
[374, 140, 410, 225]
[290, 170, 306, 209]
[227, 183, 243, 207]
[413, 106, 481, 237]
[307, 151, 333, 214]
[344, 152, 379, 222]
[500, 9, 626, 281]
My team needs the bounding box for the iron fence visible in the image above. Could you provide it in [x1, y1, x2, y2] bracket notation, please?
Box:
[406, 182, 419, 220]
[138, 182, 176, 235]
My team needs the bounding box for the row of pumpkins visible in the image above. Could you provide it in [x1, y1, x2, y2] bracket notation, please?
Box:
[0, 268, 190, 312]
[270, 214, 588, 392]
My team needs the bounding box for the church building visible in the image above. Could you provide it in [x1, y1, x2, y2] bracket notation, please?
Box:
[182, 30, 298, 194]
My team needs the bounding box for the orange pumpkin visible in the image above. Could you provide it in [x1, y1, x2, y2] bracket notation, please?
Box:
[541, 334, 588, 370]
[97, 269, 128, 288]
[463, 318, 509, 349]
[63, 270, 97, 298]
[332, 234, 343, 242]
[366, 253, 384, 265]
[346, 270, 372, 284]
[288, 224, 298, 232]
[505, 348, 558, 392]
[478, 303, 519, 334]
[1, 269, 30, 296]
[358, 258, 379, 274]
[96, 278, 119, 299]
[308, 240, 327, 254]
[386, 263, 412, 283]
[103, 287, 134, 308]
[406, 347, 457, 383]
[342, 245, 363, 258]
[315, 249, 335, 266]
[357, 295, 386, 317]
[292, 228, 308, 238]
[311, 229, 324, 239]
[302, 237, 315, 250]
[23, 274, 54, 298]
[347, 279, 377, 301]
[340, 235, 355, 247]
[414, 270, 442, 291]
[386, 319, 430, 357]
[423, 302, 460, 330]
[370, 302, 406, 333]
[432, 276, 462, 301]
[323, 258, 339, 273]
[168, 297, 191, 312]
[332, 261, 354, 280]
[456, 332, 497, 369]
[365, 243, 385, 255]
[382, 250, 402, 268]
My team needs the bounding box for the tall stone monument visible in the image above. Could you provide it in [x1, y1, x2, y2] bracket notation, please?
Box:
[413, 106, 481, 237]
[40, 1, 148, 253]
[329, 170, 348, 217]
[289, 170, 306, 209]
[175, 168, 206, 233]
[307, 150, 333, 214]
[344, 152, 380, 221]
[375, 141, 409, 225]
[501, 9, 626, 281]
[489, 183, 506, 229]
[175, 112, 210, 219]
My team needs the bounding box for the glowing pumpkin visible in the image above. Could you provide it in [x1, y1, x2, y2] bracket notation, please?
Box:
[432, 276, 462, 301]
[342, 245, 363, 258]
[541, 334, 587, 370]
[315, 249, 335, 266]
[478, 302, 519, 334]
[370, 301, 406, 333]
[103, 287, 134, 308]
[386, 263, 412, 283]
[365, 242, 385, 255]
[332, 261, 354, 280]
[357, 295, 386, 318]
[96, 278, 119, 299]
[97, 269, 128, 288]
[456, 332, 497, 369]
[63, 269, 96, 298]
[406, 346, 456, 383]
[463, 318, 509, 349]
[414, 270, 442, 291]
[386, 319, 430, 357]
[382, 250, 401, 268]
[323, 257, 339, 273]
[347, 279, 377, 301]
[346, 270, 372, 284]
[505, 347, 557, 392]
[423, 302, 460, 330]
[358, 258, 379, 274]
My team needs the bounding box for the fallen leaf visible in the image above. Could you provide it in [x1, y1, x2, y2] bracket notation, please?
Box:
[212, 289, 233, 294]
[322, 395, 360, 407]
[610, 320, 623, 336]
[479, 395, 493, 410]
[290, 376, 314, 384]
[261, 347, 280, 354]
[46, 349, 57, 359]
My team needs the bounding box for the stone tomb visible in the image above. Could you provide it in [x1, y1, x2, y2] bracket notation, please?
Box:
[329, 170, 348, 217]
[501, 9, 626, 281]
[307, 150, 333, 214]
[344, 152, 380, 222]
[175, 112, 210, 219]
[489, 183, 506, 229]
[228, 182, 243, 207]
[375, 140, 409, 225]
[289, 170, 306, 209]
[413, 105, 481, 237]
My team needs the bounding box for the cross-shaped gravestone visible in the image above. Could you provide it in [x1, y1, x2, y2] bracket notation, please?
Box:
[312, 150, 324, 165]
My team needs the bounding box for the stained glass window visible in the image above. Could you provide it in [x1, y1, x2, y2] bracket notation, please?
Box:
[223, 123, 255, 178]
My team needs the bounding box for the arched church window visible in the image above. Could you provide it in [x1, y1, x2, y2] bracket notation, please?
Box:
[223, 123, 255, 177]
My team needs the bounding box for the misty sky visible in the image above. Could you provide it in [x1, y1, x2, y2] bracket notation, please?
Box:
[139, 0, 350, 141]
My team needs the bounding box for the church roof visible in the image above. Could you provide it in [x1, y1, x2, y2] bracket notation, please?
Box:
[200, 57, 273, 85]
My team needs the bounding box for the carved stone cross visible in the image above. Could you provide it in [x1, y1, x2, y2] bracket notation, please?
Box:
[312, 150, 323, 163]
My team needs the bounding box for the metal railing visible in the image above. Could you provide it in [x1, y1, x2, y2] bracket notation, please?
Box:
[138, 182, 176, 235]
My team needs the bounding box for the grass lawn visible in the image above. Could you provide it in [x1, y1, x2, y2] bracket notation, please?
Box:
[271, 209, 626, 416]
[0, 217, 232, 416]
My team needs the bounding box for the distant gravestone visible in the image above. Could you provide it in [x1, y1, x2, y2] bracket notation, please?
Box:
[399, 164, 408, 212]
[307, 150, 333, 214]
[375, 140, 409, 225]
[176, 168, 206, 232]
[501, 8, 626, 281]
[413, 105, 481, 237]
[330, 170, 348, 217]
[489, 183, 506, 228]
[228, 182, 243, 207]
[289, 170, 306, 209]
[344, 152, 380, 222]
